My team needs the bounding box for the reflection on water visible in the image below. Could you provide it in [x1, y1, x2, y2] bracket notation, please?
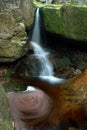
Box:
[7, 86, 52, 130]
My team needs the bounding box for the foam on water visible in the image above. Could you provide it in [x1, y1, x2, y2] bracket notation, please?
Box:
[39, 76, 65, 84]
[25, 86, 36, 92]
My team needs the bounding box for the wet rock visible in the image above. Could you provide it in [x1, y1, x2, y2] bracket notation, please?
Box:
[40, 5, 87, 42]
[14, 55, 42, 77]
[0, 85, 13, 130]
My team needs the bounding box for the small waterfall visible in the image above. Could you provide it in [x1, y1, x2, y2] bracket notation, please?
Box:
[31, 8, 53, 76]
[31, 8, 41, 44]
[31, 8, 64, 83]
[30, 41, 53, 76]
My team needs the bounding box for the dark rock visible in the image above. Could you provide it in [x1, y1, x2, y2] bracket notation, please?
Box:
[14, 55, 42, 77]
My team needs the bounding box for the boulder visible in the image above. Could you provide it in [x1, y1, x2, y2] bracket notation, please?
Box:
[14, 55, 42, 77]
[40, 5, 87, 42]
[0, 0, 35, 62]
[0, 85, 13, 130]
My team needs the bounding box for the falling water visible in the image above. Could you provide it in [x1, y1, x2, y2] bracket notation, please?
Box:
[31, 8, 41, 44]
[31, 8, 53, 76]
[31, 8, 64, 83]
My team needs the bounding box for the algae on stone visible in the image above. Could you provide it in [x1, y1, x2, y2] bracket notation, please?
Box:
[41, 7, 63, 34]
[41, 5, 87, 42]
[0, 85, 13, 130]
[0, 21, 28, 62]
[61, 5, 87, 41]
[0, 0, 35, 62]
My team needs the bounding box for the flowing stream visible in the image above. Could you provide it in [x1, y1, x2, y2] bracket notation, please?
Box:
[7, 8, 65, 130]
[30, 8, 64, 83]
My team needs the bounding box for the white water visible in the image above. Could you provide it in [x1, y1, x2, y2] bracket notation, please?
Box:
[31, 8, 53, 76]
[31, 8, 41, 44]
[30, 8, 64, 83]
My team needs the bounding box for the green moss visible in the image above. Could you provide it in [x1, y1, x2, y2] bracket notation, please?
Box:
[4, 70, 12, 82]
[61, 5, 87, 41]
[41, 7, 63, 34]
[3, 70, 27, 92]
[34, 2, 62, 8]
[0, 85, 13, 130]
[4, 82, 27, 93]
[55, 57, 72, 69]
[41, 5, 87, 41]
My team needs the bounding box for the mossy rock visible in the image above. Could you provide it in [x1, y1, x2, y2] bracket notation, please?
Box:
[0, 85, 13, 130]
[0, 0, 35, 62]
[55, 57, 72, 69]
[40, 5, 87, 42]
[41, 7, 63, 34]
[61, 5, 87, 41]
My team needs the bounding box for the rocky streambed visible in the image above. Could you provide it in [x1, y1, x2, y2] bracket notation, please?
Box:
[0, 38, 87, 129]
[0, 1, 87, 130]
